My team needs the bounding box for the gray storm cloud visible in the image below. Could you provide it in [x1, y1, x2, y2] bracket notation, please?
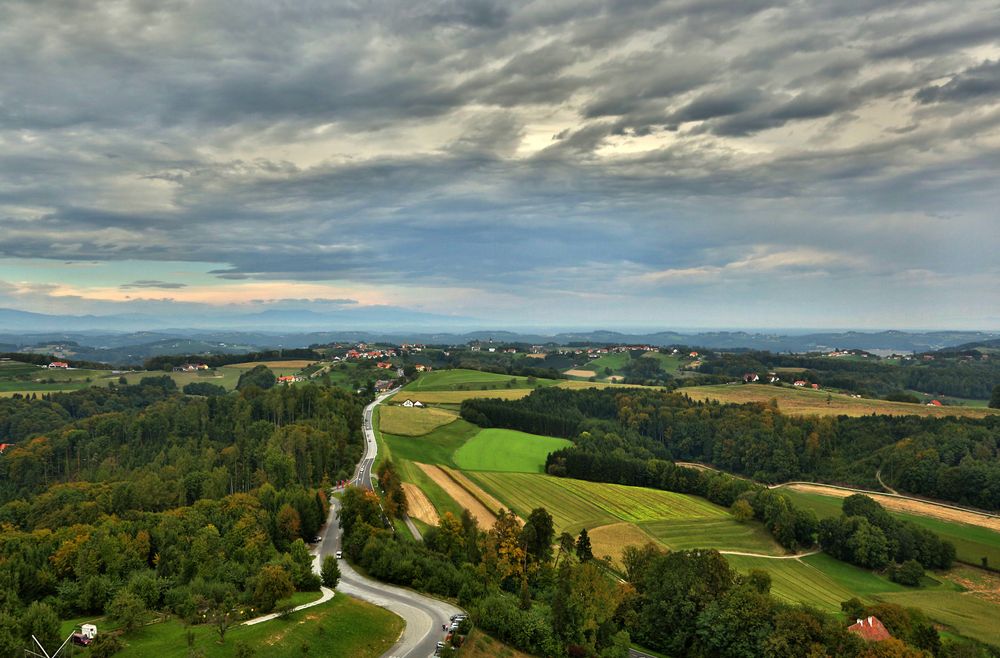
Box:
[0, 0, 997, 327]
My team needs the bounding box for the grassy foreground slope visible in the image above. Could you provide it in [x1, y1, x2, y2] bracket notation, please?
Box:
[109, 596, 401, 658]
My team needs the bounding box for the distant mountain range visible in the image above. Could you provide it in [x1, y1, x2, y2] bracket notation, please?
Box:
[0, 306, 471, 332]
[1, 310, 997, 365]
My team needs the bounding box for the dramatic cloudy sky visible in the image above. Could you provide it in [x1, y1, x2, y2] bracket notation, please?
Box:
[1, 0, 998, 330]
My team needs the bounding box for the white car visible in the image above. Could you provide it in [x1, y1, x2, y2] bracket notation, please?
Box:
[335, 550, 343, 559]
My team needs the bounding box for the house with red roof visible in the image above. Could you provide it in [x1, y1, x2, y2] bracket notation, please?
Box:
[48, 361, 70, 369]
[0, 443, 13, 454]
[927, 399, 943, 407]
[848, 616, 892, 642]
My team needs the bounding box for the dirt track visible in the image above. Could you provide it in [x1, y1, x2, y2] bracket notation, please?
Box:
[785, 484, 1000, 532]
[415, 463, 497, 528]
[402, 482, 439, 526]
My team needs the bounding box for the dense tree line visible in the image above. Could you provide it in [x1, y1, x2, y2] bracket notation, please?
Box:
[693, 350, 1000, 399]
[143, 348, 322, 372]
[819, 495, 955, 571]
[464, 387, 1000, 510]
[0, 380, 367, 655]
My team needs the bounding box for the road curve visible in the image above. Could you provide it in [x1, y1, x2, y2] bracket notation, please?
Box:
[317, 389, 463, 658]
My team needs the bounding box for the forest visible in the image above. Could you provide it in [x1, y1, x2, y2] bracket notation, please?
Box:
[0, 377, 363, 656]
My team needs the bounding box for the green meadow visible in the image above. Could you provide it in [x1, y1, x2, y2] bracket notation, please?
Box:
[453, 429, 572, 473]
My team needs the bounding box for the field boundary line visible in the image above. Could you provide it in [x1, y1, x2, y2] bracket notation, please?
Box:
[718, 549, 820, 559]
[776, 482, 997, 519]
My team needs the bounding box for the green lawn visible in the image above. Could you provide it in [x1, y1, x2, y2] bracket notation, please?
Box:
[380, 419, 480, 468]
[59, 596, 401, 658]
[453, 429, 572, 473]
[776, 488, 1000, 568]
[402, 368, 557, 392]
[640, 518, 784, 555]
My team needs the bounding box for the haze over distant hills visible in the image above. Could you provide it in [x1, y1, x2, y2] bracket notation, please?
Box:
[1, 308, 996, 365]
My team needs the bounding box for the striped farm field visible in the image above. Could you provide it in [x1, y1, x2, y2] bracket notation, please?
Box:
[468, 472, 729, 535]
[723, 555, 857, 613]
[640, 518, 784, 555]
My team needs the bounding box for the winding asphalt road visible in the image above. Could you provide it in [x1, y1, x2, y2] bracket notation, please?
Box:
[316, 389, 463, 658]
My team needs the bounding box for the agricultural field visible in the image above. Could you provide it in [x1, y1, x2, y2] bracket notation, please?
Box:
[119, 362, 309, 391]
[640, 517, 784, 556]
[0, 359, 118, 393]
[776, 487, 1000, 568]
[62, 595, 402, 658]
[452, 429, 572, 473]
[378, 405, 457, 436]
[469, 472, 741, 537]
[388, 388, 535, 404]
[680, 383, 999, 418]
[724, 555, 854, 612]
[878, 591, 1000, 647]
[402, 368, 558, 392]
[583, 352, 630, 372]
[588, 522, 660, 567]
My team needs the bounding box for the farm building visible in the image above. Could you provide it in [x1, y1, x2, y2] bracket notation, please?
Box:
[848, 616, 892, 642]
[48, 361, 70, 368]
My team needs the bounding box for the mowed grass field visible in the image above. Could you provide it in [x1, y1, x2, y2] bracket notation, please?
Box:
[453, 429, 572, 473]
[776, 488, 1000, 568]
[724, 553, 905, 613]
[878, 591, 1000, 647]
[402, 368, 558, 392]
[640, 518, 784, 555]
[470, 472, 733, 535]
[681, 383, 999, 418]
[379, 405, 457, 436]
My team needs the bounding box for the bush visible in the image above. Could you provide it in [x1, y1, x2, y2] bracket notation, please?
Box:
[889, 560, 924, 586]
